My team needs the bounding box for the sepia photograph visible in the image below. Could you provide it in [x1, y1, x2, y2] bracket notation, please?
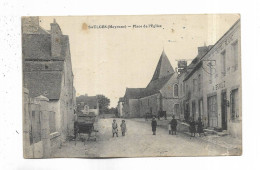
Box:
[22, 14, 241, 158]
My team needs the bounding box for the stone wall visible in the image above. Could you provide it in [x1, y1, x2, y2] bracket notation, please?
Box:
[23, 88, 63, 158]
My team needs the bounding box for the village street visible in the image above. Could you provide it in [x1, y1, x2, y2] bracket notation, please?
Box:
[52, 118, 241, 158]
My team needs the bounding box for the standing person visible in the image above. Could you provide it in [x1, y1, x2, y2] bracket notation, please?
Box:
[112, 119, 118, 137]
[120, 120, 127, 136]
[170, 115, 178, 135]
[189, 117, 196, 137]
[151, 116, 157, 135]
[197, 117, 205, 137]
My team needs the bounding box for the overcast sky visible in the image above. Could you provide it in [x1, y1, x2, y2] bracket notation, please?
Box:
[40, 14, 239, 107]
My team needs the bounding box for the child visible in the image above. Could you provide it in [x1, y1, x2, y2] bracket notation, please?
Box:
[112, 119, 118, 137]
[120, 120, 127, 136]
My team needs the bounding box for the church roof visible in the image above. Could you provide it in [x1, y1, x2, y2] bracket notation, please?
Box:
[124, 88, 145, 99]
[140, 73, 173, 98]
[124, 50, 175, 99]
[151, 50, 174, 81]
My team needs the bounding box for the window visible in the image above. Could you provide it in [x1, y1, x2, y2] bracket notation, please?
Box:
[231, 89, 239, 120]
[174, 84, 178, 97]
[221, 51, 226, 76]
[49, 111, 56, 133]
[198, 75, 201, 92]
[148, 99, 150, 106]
[232, 41, 238, 71]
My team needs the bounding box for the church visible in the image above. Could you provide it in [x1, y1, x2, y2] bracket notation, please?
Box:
[122, 50, 180, 118]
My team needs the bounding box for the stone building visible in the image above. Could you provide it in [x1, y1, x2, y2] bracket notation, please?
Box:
[178, 19, 241, 138]
[22, 16, 76, 157]
[122, 50, 179, 118]
[76, 95, 99, 116]
[178, 45, 213, 123]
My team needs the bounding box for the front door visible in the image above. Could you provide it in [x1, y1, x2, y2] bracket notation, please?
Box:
[221, 91, 227, 130]
[207, 95, 218, 127]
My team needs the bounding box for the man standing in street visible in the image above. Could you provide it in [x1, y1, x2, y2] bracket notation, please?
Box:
[151, 116, 157, 135]
[170, 115, 178, 135]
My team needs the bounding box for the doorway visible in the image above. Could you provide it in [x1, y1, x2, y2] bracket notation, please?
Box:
[221, 91, 227, 130]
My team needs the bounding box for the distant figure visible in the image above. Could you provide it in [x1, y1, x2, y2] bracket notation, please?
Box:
[120, 120, 127, 136]
[189, 117, 196, 137]
[112, 119, 118, 137]
[197, 117, 205, 137]
[151, 117, 157, 135]
[170, 115, 178, 135]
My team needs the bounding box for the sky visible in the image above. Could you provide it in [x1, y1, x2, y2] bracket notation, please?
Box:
[39, 14, 239, 108]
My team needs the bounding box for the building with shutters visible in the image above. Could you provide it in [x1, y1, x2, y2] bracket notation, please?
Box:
[178, 19, 241, 138]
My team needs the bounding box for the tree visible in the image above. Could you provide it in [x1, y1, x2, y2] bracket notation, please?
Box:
[97, 95, 110, 114]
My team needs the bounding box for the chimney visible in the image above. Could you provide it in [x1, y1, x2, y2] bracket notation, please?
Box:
[51, 19, 62, 57]
[197, 46, 210, 58]
[22, 17, 40, 34]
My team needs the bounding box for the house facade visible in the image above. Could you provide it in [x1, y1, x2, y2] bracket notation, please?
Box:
[178, 19, 241, 137]
[22, 17, 76, 158]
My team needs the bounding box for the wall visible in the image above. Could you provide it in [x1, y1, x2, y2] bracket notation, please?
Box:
[128, 99, 140, 117]
[23, 88, 64, 158]
[160, 74, 179, 117]
[139, 94, 159, 117]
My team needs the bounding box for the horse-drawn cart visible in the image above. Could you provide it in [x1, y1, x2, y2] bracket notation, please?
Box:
[75, 113, 98, 145]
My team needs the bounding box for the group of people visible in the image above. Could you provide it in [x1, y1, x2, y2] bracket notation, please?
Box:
[188, 117, 205, 137]
[151, 115, 205, 137]
[111, 116, 205, 138]
[151, 115, 177, 135]
[112, 119, 127, 137]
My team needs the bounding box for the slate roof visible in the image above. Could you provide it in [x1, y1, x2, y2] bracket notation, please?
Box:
[140, 73, 174, 98]
[151, 50, 174, 81]
[22, 34, 69, 60]
[124, 88, 145, 99]
[22, 23, 70, 100]
[22, 34, 52, 60]
[23, 71, 62, 100]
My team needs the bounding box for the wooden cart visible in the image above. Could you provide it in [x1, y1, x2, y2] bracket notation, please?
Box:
[75, 114, 98, 145]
